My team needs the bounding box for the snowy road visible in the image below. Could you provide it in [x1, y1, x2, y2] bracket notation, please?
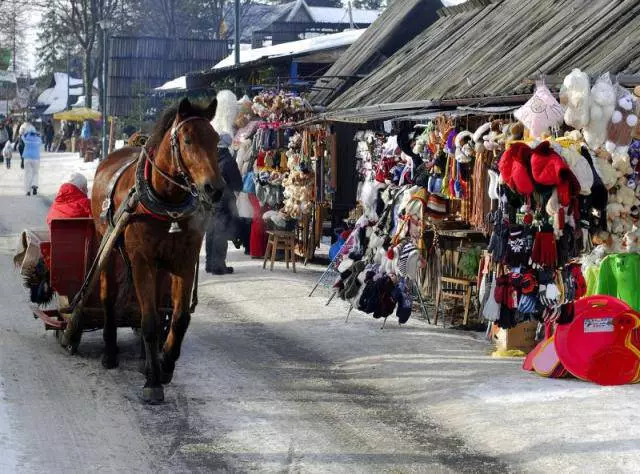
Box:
[1, 153, 640, 473]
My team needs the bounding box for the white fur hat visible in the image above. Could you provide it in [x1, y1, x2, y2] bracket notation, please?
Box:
[212, 90, 239, 136]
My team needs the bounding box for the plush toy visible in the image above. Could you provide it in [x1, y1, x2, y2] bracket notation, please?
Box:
[594, 149, 618, 190]
[624, 228, 640, 252]
[612, 153, 634, 179]
[562, 68, 591, 129]
[454, 131, 475, 163]
[483, 120, 504, 151]
[605, 86, 639, 155]
[583, 74, 617, 150]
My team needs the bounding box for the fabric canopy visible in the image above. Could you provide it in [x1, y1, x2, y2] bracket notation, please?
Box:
[53, 108, 102, 121]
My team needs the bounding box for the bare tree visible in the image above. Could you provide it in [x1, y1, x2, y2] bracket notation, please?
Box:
[53, 0, 120, 110]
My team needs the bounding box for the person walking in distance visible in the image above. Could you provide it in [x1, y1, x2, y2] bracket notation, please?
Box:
[22, 129, 42, 196]
[0, 122, 9, 165]
[18, 121, 35, 169]
[44, 121, 55, 152]
[3, 140, 14, 169]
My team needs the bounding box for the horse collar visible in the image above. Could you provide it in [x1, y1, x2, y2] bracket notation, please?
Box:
[135, 150, 200, 222]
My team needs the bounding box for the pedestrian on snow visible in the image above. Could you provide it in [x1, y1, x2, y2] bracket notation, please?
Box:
[44, 121, 55, 152]
[0, 122, 9, 164]
[205, 133, 243, 275]
[18, 121, 35, 169]
[22, 129, 42, 196]
[6, 117, 13, 143]
[3, 141, 14, 169]
[80, 119, 91, 158]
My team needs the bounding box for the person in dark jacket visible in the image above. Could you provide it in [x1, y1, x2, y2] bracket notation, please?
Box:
[205, 133, 243, 275]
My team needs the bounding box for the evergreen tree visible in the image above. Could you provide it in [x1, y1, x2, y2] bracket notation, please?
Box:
[36, 6, 78, 77]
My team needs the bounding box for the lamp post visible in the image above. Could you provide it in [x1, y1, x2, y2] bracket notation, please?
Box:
[98, 19, 113, 161]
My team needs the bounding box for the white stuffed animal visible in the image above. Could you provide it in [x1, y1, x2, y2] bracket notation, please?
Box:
[583, 74, 617, 150]
[562, 68, 591, 129]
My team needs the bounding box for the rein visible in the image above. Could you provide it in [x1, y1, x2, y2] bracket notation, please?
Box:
[144, 116, 211, 197]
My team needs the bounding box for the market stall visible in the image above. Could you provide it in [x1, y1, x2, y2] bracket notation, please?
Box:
[234, 90, 357, 263]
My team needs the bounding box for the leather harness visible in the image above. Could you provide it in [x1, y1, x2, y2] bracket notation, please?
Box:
[100, 116, 209, 226]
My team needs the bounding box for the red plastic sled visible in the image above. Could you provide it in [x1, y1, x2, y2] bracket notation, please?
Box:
[555, 296, 640, 385]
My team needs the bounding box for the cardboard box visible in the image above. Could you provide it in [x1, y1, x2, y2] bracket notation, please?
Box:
[492, 321, 539, 353]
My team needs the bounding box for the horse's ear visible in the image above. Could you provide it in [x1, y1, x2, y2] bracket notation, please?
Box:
[177, 97, 191, 119]
[205, 99, 217, 121]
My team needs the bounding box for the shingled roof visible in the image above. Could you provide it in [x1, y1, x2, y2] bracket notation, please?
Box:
[329, 0, 640, 111]
[308, 0, 443, 107]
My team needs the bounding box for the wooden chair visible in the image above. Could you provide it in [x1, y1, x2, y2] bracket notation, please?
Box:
[434, 244, 477, 327]
[263, 231, 297, 273]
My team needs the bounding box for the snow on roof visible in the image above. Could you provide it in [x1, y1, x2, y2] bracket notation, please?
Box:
[309, 7, 381, 24]
[214, 29, 365, 70]
[155, 76, 187, 92]
[71, 95, 100, 110]
[37, 72, 100, 115]
[38, 73, 83, 115]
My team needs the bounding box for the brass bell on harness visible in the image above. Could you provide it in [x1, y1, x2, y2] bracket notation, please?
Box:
[168, 222, 182, 233]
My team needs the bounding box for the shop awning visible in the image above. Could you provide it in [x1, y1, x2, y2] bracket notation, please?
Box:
[53, 108, 102, 122]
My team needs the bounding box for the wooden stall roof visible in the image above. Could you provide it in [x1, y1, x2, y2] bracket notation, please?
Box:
[330, 0, 640, 111]
[308, 0, 442, 107]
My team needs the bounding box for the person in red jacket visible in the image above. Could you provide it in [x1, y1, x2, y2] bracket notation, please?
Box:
[46, 172, 92, 228]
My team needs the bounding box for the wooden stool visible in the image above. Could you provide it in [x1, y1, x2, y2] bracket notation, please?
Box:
[263, 231, 296, 273]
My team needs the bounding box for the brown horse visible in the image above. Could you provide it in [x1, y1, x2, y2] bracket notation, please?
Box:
[90, 98, 222, 403]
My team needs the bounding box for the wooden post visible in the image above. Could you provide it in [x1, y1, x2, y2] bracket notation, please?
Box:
[108, 116, 117, 154]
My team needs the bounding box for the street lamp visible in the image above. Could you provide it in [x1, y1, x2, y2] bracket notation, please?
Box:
[98, 19, 114, 161]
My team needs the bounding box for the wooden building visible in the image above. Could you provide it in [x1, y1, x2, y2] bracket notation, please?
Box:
[107, 36, 230, 117]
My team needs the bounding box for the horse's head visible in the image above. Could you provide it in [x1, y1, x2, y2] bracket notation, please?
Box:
[167, 97, 225, 204]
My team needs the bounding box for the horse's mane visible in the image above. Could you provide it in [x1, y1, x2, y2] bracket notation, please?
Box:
[147, 101, 213, 149]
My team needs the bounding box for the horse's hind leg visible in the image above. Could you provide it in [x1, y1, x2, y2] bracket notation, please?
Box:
[131, 258, 164, 403]
[160, 269, 195, 384]
[100, 268, 119, 369]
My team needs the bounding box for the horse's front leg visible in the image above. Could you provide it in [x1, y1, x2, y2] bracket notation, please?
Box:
[131, 257, 164, 404]
[160, 264, 195, 384]
[100, 265, 119, 369]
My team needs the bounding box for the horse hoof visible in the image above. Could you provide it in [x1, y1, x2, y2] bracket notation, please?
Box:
[101, 354, 119, 370]
[141, 386, 164, 404]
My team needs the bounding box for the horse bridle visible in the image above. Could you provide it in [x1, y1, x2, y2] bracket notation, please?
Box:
[143, 116, 212, 198]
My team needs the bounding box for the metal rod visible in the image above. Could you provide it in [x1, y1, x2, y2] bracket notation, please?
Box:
[345, 304, 353, 323]
[234, 0, 241, 66]
[326, 292, 336, 306]
[101, 28, 108, 161]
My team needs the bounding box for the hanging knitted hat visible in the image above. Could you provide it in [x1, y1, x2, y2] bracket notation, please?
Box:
[531, 141, 580, 206]
[499, 142, 535, 196]
[426, 194, 448, 219]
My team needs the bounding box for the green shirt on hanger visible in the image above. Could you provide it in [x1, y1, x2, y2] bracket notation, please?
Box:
[595, 253, 640, 311]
